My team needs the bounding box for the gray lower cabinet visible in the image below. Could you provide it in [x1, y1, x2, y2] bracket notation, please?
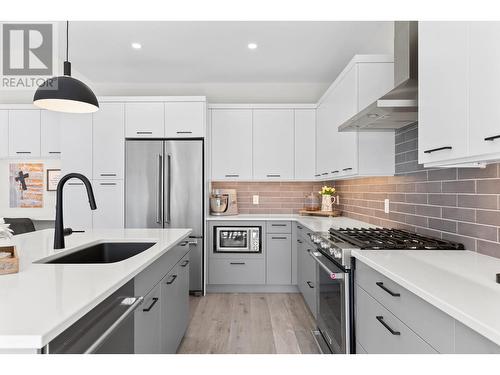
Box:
[266, 233, 292, 284]
[297, 234, 317, 318]
[161, 252, 190, 353]
[356, 285, 437, 354]
[134, 241, 190, 354]
[209, 258, 266, 284]
[134, 283, 162, 354]
[355, 260, 500, 354]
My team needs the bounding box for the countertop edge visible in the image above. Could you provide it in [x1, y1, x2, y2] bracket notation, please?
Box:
[0, 229, 192, 350]
[352, 250, 500, 347]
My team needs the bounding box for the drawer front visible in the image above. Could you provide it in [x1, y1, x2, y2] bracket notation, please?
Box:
[355, 285, 437, 354]
[355, 261, 454, 353]
[208, 258, 265, 285]
[267, 221, 291, 233]
[135, 240, 190, 296]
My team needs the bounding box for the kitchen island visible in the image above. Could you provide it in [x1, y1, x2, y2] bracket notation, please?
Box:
[0, 228, 192, 353]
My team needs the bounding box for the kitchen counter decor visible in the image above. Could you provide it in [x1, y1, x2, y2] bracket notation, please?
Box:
[0, 245, 19, 275]
[319, 185, 336, 212]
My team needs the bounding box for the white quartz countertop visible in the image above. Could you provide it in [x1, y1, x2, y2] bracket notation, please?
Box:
[0, 228, 191, 350]
[206, 214, 376, 232]
[352, 249, 500, 346]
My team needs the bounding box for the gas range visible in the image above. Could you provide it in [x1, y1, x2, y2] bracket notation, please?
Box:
[309, 227, 465, 269]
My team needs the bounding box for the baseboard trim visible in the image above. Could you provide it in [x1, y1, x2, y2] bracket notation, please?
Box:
[206, 284, 300, 293]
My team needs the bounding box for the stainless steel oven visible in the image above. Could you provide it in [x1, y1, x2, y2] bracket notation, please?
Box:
[309, 250, 350, 354]
[214, 226, 261, 253]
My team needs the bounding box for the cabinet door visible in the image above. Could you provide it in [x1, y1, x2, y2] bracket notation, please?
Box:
[125, 102, 164, 138]
[332, 66, 358, 177]
[161, 257, 189, 354]
[294, 109, 316, 180]
[301, 244, 317, 318]
[92, 180, 124, 229]
[63, 182, 93, 230]
[419, 22, 469, 165]
[253, 109, 294, 180]
[8, 110, 41, 157]
[316, 92, 340, 178]
[0, 110, 8, 158]
[93, 103, 125, 179]
[211, 109, 253, 180]
[135, 283, 162, 354]
[357, 62, 394, 110]
[165, 102, 205, 138]
[60, 113, 93, 177]
[40, 110, 61, 157]
[266, 234, 292, 285]
[469, 22, 500, 157]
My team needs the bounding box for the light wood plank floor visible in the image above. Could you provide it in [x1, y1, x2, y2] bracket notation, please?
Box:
[177, 293, 320, 354]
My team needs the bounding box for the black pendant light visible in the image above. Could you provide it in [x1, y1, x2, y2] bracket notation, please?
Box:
[33, 21, 99, 113]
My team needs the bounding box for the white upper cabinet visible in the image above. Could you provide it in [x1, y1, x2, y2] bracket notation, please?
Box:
[294, 109, 316, 180]
[419, 22, 469, 165]
[253, 109, 294, 180]
[0, 111, 8, 158]
[40, 110, 61, 157]
[332, 65, 358, 178]
[316, 55, 394, 180]
[93, 103, 125, 179]
[211, 109, 253, 180]
[61, 113, 93, 177]
[92, 180, 124, 228]
[469, 22, 500, 157]
[125, 102, 164, 138]
[165, 102, 205, 138]
[8, 110, 40, 158]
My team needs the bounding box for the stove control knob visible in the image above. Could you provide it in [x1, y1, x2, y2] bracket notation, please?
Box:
[332, 248, 342, 259]
[311, 235, 321, 244]
[320, 241, 330, 250]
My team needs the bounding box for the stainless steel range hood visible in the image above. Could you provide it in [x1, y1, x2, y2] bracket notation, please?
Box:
[339, 21, 418, 132]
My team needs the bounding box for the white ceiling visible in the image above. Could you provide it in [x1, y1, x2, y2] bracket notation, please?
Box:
[0, 21, 394, 103]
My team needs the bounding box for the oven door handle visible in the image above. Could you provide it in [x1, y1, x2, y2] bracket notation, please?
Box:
[309, 251, 344, 280]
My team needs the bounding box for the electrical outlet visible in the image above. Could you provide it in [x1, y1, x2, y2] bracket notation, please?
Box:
[253, 195, 259, 205]
[384, 198, 390, 213]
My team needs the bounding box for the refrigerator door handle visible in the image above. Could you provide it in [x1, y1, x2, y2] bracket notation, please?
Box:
[156, 154, 163, 224]
[165, 153, 172, 224]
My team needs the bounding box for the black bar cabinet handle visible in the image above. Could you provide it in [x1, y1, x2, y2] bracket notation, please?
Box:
[331, 170, 339, 174]
[181, 260, 190, 267]
[342, 167, 353, 171]
[321, 172, 328, 175]
[424, 146, 452, 154]
[376, 316, 401, 335]
[136, 131, 153, 134]
[485, 134, 500, 141]
[314, 174, 321, 177]
[272, 236, 287, 240]
[306, 281, 314, 289]
[176, 131, 193, 134]
[297, 239, 303, 244]
[230, 262, 246, 265]
[272, 224, 287, 226]
[166, 275, 178, 285]
[376, 282, 401, 297]
[142, 297, 159, 312]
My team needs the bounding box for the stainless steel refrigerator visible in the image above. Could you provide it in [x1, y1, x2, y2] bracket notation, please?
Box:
[125, 140, 204, 295]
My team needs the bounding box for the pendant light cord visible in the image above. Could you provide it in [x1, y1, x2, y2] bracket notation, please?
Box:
[66, 21, 69, 61]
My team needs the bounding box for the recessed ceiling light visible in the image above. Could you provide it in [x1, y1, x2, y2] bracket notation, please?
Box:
[131, 42, 142, 50]
[247, 42, 258, 50]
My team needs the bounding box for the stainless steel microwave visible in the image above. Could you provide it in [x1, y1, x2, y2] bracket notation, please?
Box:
[214, 226, 261, 253]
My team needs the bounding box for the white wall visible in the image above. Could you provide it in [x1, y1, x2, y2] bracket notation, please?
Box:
[0, 159, 61, 221]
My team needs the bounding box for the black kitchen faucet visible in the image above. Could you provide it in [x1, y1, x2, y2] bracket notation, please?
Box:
[54, 173, 97, 249]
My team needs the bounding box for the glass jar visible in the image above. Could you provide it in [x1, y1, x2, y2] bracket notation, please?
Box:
[304, 193, 320, 211]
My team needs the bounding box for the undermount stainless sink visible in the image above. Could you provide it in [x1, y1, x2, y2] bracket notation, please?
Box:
[40, 242, 156, 264]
